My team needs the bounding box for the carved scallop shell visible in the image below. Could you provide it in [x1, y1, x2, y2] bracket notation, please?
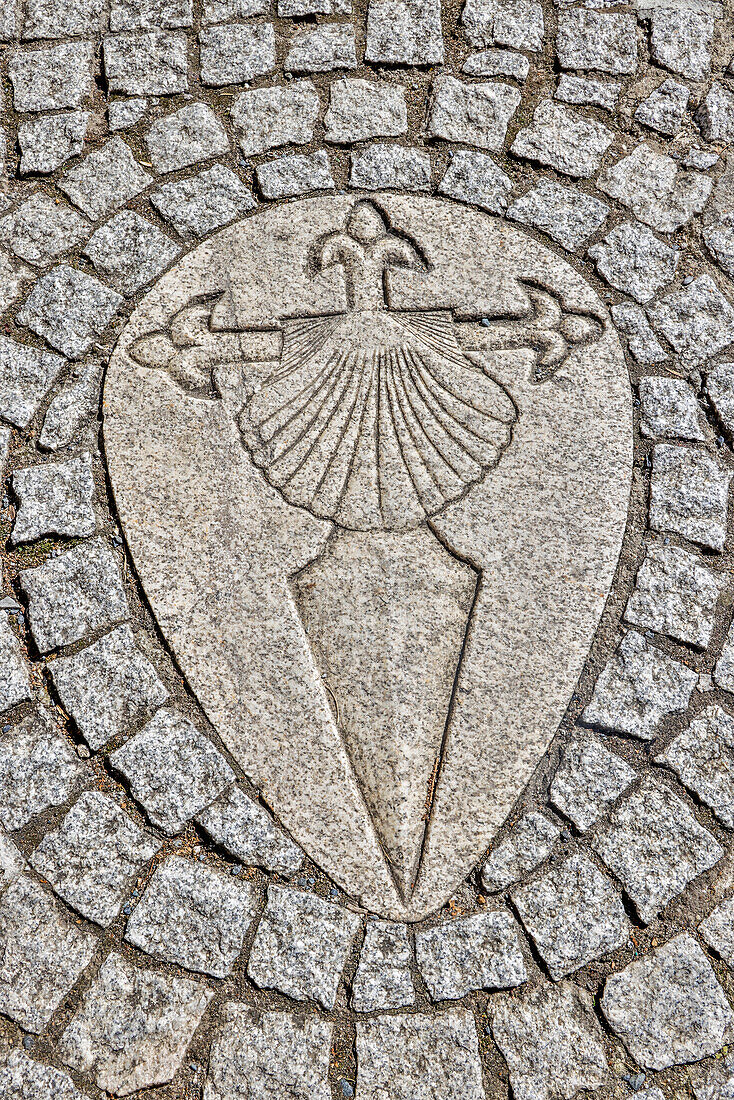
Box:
[238, 308, 518, 531]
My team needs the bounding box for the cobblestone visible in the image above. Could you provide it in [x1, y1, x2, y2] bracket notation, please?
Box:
[58, 951, 213, 1095]
[151, 164, 255, 237]
[507, 178, 609, 251]
[9, 43, 94, 111]
[635, 79, 689, 138]
[624, 543, 725, 649]
[601, 934, 734, 1070]
[0, 193, 90, 267]
[650, 7, 713, 82]
[12, 452, 96, 544]
[349, 144, 430, 191]
[24, 0, 106, 36]
[438, 150, 513, 213]
[18, 112, 88, 175]
[610, 303, 667, 366]
[649, 276, 734, 368]
[656, 705, 734, 828]
[125, 855, 257, 976]
[59, 137, 152, 222]
[462, 0, 544, 52]
[324, 78, 406, 144]
[0, 255, 32, 317]
[510, 101, 614, 178]
[550, 735, 636, 831]
[591, 776, 724, 922]
[555, 74, 619, 110]
[352, 920, 415, 1011]
[597, 144, 713, 233]
[700, 895, 734, 966]
[462, 48, 529, 80]
[110, 0, 194, 30]
[103, 30, 189, 95]
[248, 885, 362, 1009]
[649, 445, 731, 552]
[145, 103, 229, 172]
[692, 1055, 734, 1100]
[715, 616, 734, 693]
[30, 789, 161, 926]
[83, 211, 180, 295]
[195, 784, 303, 873]
[285, 24, 356, 73]
[427, 76, 520, 151]
[0, 708, 85, 831]
[109, 97, 148, 130]
[707, 362, 734, 439]
[365, 0, 443, 64]
[0, 617, 31, 714]
[39, 359, 102, 451]
[20, 538, 129, 653]
[704, 217, 734, 282]
[233, 82, 320, 155]
[588, 222, 678, 304]
[416, 910, 526, 999]
[256, 151, 335, 198]
[18, 264, 123, 359]
[0, 336, 64, 429]
[639, 377, 707, 441]
[698, 84, 734, 144]
[556, 10, 637, 75]
[481, 811, 561, 892]
[0, 1049, 88, 1100]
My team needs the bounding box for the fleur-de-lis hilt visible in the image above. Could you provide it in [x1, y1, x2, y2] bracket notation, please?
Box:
[313, 200, 428, 312]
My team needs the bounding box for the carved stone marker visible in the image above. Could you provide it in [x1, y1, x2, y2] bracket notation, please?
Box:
[105, 194, 632, 920]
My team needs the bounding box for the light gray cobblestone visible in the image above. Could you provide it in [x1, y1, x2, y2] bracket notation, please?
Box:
[285, 24, 356, 73]
[0, 336, 64, 429]
[649, 445, 731, 552]
[481, 811, 561, 892]
[556, 10, 637, 75]
[639, 377, 707, 441]
[416, 909, 526, 998]
[510, 101, 614, 178]
[598, 145, 713, 233]
[349, 144, 430, 191]
[438, 150, 513, 213]
[635, 78, 689, 137]
[700, 895, 734, 966]
[256, 151, 335, 199]
[12, 453, 96, 544]
[18, 112, 89, 175]
[427, 75, 520, 151]
[550, 735, 636, 831]
[0, 193, 90, 267]
[610, 304, 667, 366]
[324, 78, 406, 144]
[352, 920, 415, 1011]
[233, 83, 320, 155]
[555, 74, 619, 110]
[151, 164, 255, 237]
[650, 7, 713, 82]
[365, 0, 443, 64]
[624, 543, 725, 649]
[110, 0, 194, 30]
[707, 362, 734, 439]
[195, 784, 303, 873]
[145, 103, 229, 173]
[0, 708, 85, 831]
[588, 222, 678, 304]
[649, 276, 734, 368]
[656, 704, 734, 828]
[462, 48, 529, 80]
[0, 617, 31, 714]
[59, 137, 153, 222]
[103, 30, 189, 95]
[9, 43, 95, 111]
[39, 359, 102, 451]
[507, 178, 609, 251]
[83, 211, 181, 295]
[18, 265, 123, 359]
[462, 0, 544, 52]
[0, 1049, 89, 1100]
[109, 97, 148, 131]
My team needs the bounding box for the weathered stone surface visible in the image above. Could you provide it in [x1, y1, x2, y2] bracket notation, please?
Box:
[110, 0, 193, 30]
[145, 103, 229, 173]
[20, 538, 128, 653]
[582, 630, 697, 740]
[365, 0, 443, 64]
[427, 76, 520, 151]
[0, 254, 32, 317]
[0, 617, 31, 715]
[463, 47, 529, 79]
[12, 453, 96, 544]
[0, 193, 89, 267]
[649, 445, 731, 552]
[23, 0, 106, 36]
[59, 952, 213, 1096]
[256, 151, 335, 199]
[462, 0, 544, 51]
[556, 10, 637, 74]
[125, 855, 257, 976]
[18, 265, 122, 359]
[597, 144, 712, 233]
[700, 895, 734, 966]
[248, 885, 361, 1009]
[507, 178, 608, 251]
[350, 144, 431, 191]
[624, 543, 725, 648]
[9, 43, 94, 111]
[39, 359, 102, 451]
[51, 624, 168, 750]
[550, 735, 636, 831]
[109, 708, 234, 834]
[0, 337, 64, 429]
[510, 101, 613, 178]
[204, 1005, 333, 1100]
[707, 362, 734, 439]
[601, 934, 734, 1070]
[481, 812, 560, 892]
[591, 776, 724, 922]
[650, 7, 713, 81]
[491, 982, 611, 1100]
[635, 78, 689, 137]
[0, 708, 84, 831]
[698, 84, 734, 144]
[324, 78, 406, 144]
[109, 97, 148, 131]
[104, 30, 189, 95]
[649, 276, 734, 367]
[704, 216, 734, 281]
[0, 1049, 88, 1100]
[59, 137, 152, 222]
[352, 920, 415, 1011]
[692, 1054, 734, 1100]
[555, 74, 619, 110]
[639, 376, 707, 441]
[30, 790, 160, 926]
[416, 909, 526, 998]
[0, 872, 97, 1032]
[151, 164, 254, 237]
[715, 618, 734, 692]
[195, 784, 303, 874]
[356, 1012, 485, 1100]
[588, 222, 677, 304]
[610, 304, 667, 366]
[203, 0, 268, 18]
[285, 24, 355, 73]
[438, 151, 512, 214]
[233, 82, 320, 155]
[18, 112, 88, 175]
[83, 211, 181, 296]
[657, 705, 734, 828]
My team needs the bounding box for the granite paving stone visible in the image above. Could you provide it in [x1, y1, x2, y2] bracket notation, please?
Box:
[635, 79, 689, 138]
[19, 537, 129, 653]
[103, 30, 189, 95]
[285, 24, 357, 73]
[109, 97, 148, 131]
[555, 74, 620, 110]
[58, 137, 153, 222]
[349, 144, 430, 191]
[18, 112, 89, 175]
[23, 0, 107, 37]
[365, 0, 443, 64]
[201, 22, 276, 87]
[0, 617, 31, 715]
[510, 101, 614, 178]
[715, 618, 734, 693]
[639, 377, 707, 441]
[550, 735, 636, 831]
[591, 776, 724, 922]
[649, 276, 734, 367]
[426, 75, 520, 151]
[30, 789, 161, 926]
[145, 103, 229, 173]
[0, 0, 16, 37]
[256, 151, 335, 199]
[109, 708, 234, 834]
[506, 178, 609, 251]
[17, 265, 124, 359]
[0, 194, 90, 267]
[11, 452, 96, 544]
[58, 951, 214, 1096]
[151, 164, 255, 237]
[650, 7, 713, 82]
[110, 0, 194, 29]
[39, 359, 102, 451]
[125, 855, 257, 976]
[203, 0, 269, 17]
[597, 144, 712, 233]
[692, 1055, 734, 1100]
[581, 630, 698, 740]
[0, 254, 32, 317]
[51, 624, 168, 750]
[195, 784, 303, 873]
[352, 920, 415, 1011]
[698, 84, 734, 144]
[0, 1049, 89, 1100]
[588, 222, 678, 304]
[324, 78, 406, 144]
[699, 895, 734, 966]
[415, 909, 526, 999]
[704, 217, 734, 282]
[9, 43, 95, 112]
[481, 811, 561, 892]
[248, 885, 362, 1009]
[0, 336, 64, 429]
[601, 934, 734, 1070]
[491, 981, 611, 1100]
[0, 872, 97, 1032]
[204, 1005, 333, 1100]
[462, 0, 544, 52]
[355, 1012, 485, 1100]
[707, 362, 734, 439]
[610, 304, 668, 366]
[556, 10, 637, 75]
[649, 445, 731, 552]
[656, 705, 734, 828]
[233, 83, 320, 155]
[462, 48, 529, 80]
[0, 707, 85, 831]
[624, 543, 725, 649]
[438, 150, 513, 214]
[83, 211, 180, 295]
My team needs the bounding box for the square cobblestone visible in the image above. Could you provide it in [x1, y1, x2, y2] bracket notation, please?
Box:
[18, 112, 89, 175]
[104, 30, 189, 95]
[656, 705, 734, 828]
[550, 735, 636, 831]
[200, 23, 276, 85]
[195, 784, 303, 873]
[12, 452, 96, 544]
[145, 103, 229, 173]
[427, 75, 520, 151]
[507, 178, 609, 251]
[233, 82, 320, 156]
[83, 210, 181, 295]
[151, 164, 255, 237]
[624, 544, 725, 649]
[649, 445, 731, 553]
[59, 137, 153, 222]
[0, 1049, 88, 1100]
[700, 895, 734, 966]
[0, 707, 85, 831]
[285, 23, 357, 72]
[415, 909, 526, 999]
[481, 811, 561, 892]
[365, 0, 443, 64]
[0, 336, 64, 429]
[352, 920, 415, 1012]
[17, 265, 124, 360]
[0, 616, 31, 715]
[324, 78, 406, 144]
[0, 193, 90, 266]
[9, 43, 95, 111]
[639, 377, 707, 441]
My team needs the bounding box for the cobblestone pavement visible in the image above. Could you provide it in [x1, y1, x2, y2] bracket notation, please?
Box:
[1, 0, 734, 1096]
